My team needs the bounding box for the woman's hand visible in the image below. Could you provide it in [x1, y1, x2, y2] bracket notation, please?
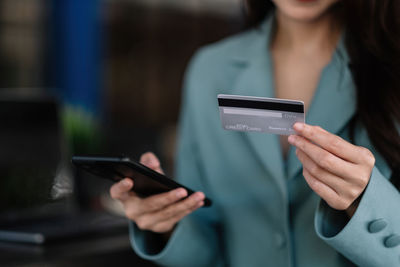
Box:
[110, 152, 205, 234]
[288, 123, 375, 217]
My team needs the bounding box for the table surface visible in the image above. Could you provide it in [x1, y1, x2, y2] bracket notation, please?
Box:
[0, 230, 158, 267]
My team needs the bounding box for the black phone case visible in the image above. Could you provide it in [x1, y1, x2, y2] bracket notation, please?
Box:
[71, 156, 212, 207]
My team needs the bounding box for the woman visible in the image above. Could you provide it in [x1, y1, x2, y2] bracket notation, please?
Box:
[111, 0, 400, 266]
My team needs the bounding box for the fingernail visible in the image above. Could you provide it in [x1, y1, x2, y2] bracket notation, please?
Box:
[288, 135, 296, 144]
[294, 123, 304, 131]
[176, 188, 187, 198]
[197, 201, 204, 207]
[122, 179, 131, 186]
[142, 158, 151, 165]
[194, 192, 204, 201]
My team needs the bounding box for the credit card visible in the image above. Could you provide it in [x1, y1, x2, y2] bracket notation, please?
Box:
[218, 94, 305, 135]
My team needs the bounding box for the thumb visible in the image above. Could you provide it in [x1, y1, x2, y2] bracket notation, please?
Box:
[110, 178, 134, 201]
[140, 152, 164, 174]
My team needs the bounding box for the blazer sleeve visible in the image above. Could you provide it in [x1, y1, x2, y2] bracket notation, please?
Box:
[315, 166, 400, 267]
[129, 49, 223, 267]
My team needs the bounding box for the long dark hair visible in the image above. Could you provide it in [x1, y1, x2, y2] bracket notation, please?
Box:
[245, 0, 400, 189]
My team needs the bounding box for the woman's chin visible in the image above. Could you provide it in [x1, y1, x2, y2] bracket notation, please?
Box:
[273, 0, 339, 23]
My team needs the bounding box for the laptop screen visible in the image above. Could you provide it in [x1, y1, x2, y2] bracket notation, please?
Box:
[0, 93, 73, 220]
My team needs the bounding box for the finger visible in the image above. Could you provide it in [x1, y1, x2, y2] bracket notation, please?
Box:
[296, 149, 348, 195]
[147, 192, 205, 224]
[289, 135, 356, 179]
[140, 152, 164, 174]
[137, 187, 188, 214]
[122, 196, 145, 220]
[110, 178, 134, 201]
[302, 168, 348, 210]
[134, 192, 204, 232]
[292, 123, 361, 163]
[152, 201, 204, 233]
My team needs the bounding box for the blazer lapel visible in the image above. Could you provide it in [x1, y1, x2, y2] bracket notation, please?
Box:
[229, 16, 287, 200]
[286, 38, 357, 180]
[225, 17, 357, 193]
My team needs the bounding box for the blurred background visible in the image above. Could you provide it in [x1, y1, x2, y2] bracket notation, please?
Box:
[0, 0, 245, 171]
[0, 0, 246, 265]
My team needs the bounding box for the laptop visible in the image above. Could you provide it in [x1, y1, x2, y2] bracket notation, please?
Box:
[0, 89, 127, 244]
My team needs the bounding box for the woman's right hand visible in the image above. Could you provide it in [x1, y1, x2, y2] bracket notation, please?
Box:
[110, 152, 205, 234]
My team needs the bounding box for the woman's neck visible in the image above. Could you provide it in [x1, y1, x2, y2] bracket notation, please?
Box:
[271, 10, 341, 55]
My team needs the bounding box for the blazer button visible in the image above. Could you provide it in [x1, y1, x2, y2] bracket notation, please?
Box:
[384, 234, 400, 248]
[368, 219, 387, 233]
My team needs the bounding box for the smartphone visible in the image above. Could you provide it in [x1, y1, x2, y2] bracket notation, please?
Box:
[71, 156, 212, 207]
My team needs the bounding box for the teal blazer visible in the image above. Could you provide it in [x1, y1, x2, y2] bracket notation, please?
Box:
[130, 15, 400, 267]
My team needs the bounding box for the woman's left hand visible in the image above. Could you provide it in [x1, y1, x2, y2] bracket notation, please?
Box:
[288, 123, 375, 218]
